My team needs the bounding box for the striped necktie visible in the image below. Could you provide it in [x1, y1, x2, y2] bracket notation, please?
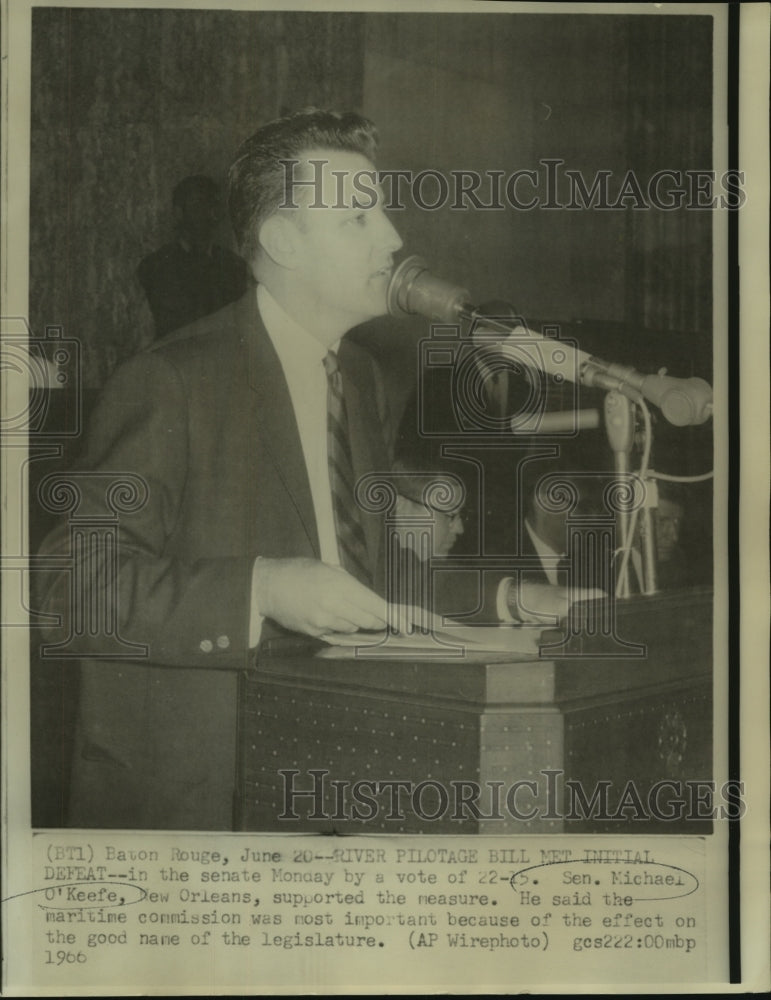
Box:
[323, 351, 372, 587]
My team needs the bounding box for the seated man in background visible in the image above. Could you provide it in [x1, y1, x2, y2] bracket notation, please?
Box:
[517, 431, 611, 594]
[393, 471, 466, 558]
[137, 174, 248, 338]
[392, 390, 606, 620]
[391, 419, 467, 560]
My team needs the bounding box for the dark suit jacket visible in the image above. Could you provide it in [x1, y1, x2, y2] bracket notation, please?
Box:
[37, 287, 393, 829]
[517, 518, 610, 594]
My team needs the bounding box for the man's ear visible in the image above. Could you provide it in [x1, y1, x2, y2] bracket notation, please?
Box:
[258, 213, 302, 268]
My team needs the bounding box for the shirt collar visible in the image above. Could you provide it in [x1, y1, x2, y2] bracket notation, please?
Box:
[525, 518, 564, 561]
[256, 284, 340, 369]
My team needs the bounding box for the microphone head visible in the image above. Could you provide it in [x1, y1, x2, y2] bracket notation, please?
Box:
[387, 255, 471, 324]
[658, 377, 714, 427]
[639, 374, 713, 426]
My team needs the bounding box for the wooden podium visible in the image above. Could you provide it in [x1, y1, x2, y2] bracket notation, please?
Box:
[236, 588, 712, 834]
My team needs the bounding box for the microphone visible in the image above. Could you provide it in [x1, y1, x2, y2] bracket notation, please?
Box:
[579, 358, 713, 427]
[386, 255, 713, 427]
[387, 256, 472, 323]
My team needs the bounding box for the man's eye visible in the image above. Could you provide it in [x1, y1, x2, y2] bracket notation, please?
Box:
[348, 212, 367, 226]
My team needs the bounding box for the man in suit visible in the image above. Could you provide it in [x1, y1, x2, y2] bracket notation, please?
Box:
[37, 109, 592, 830]
[515, 435, 613, 597]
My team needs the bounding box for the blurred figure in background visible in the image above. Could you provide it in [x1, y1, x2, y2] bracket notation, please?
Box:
[652, 481, 689, 590]
[392, 464, 466, 558]
[138, 175, 248, 339]
[517, 431, 611, 591]
[392, 390, 472, 560]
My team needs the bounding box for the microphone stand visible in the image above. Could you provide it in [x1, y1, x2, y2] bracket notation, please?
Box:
[604, 391, 660, 597]
[604, 391, 636, 598]
[639, 476, 659, 595]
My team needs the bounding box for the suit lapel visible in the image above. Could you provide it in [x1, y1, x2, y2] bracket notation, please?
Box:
[238, 291, 388, 581]
[241, 290, 320, 557]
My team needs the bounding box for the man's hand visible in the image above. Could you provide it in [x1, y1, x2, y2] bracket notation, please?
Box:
[512, 581, 607, 624]
[252, 558, 389, 637]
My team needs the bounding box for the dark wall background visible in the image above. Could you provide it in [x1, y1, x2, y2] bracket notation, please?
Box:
[30, 8, 365, 386]
[361, 13, 712, 389]
[30, 9, 713, 390]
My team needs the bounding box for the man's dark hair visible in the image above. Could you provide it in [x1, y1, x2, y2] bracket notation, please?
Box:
[227, 108, 379, 261]
[172, 174, 218, 212]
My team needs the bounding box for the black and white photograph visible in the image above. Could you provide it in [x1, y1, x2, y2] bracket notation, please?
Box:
[1, 0, 768, 994]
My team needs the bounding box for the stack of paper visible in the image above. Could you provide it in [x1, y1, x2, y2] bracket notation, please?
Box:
[318, 619, 543, 658]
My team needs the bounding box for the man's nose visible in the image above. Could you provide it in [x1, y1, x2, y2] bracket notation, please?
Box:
[377, 210, 403, 253]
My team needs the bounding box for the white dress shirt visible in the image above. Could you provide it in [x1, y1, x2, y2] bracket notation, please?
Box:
[249, 285, 341, 645]
[495, 520, 564, 622]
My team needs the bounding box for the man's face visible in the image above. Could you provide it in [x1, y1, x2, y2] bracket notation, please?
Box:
[394, 482, 465, 558]
[432, 508, 464, 557]
[655, 497, 683, 562]
[281, 148, 403, 334]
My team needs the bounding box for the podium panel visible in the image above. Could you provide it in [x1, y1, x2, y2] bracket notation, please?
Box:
[237, 589, 712, 834]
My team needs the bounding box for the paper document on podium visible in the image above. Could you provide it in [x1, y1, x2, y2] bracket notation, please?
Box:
[318, 617, 544, 657]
